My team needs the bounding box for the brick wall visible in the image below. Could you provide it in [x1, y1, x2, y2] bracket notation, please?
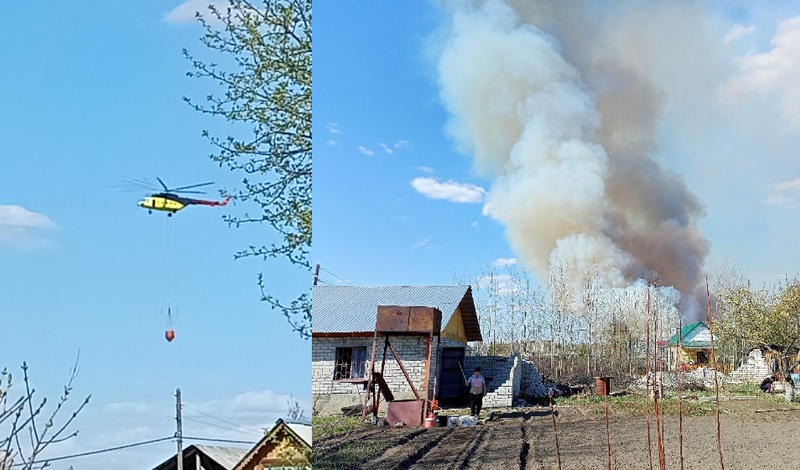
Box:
[312, 335, 440, 397]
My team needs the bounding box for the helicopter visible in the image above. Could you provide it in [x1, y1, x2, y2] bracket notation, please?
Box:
[135, 177, 230, 216]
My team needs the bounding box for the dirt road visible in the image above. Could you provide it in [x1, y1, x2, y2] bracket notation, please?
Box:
[314, 399, 800, 469]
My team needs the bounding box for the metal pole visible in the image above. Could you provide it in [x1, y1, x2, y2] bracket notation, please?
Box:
[176, 388, 183, 470]
[313, 264, 320, 286]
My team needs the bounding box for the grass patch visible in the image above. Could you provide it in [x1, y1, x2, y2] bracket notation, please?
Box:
[312, 416, 365, 442]
[313, 437, 390, 470]
[551, 395, 718, 416]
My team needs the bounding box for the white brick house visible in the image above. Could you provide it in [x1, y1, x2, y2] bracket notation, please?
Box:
[312, 285, 482, 416]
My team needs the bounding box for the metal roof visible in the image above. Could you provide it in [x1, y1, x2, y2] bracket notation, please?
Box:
[286, 421, 312, 446]
[151, 444, 249, 470]
[194, 446, 249, 469]
[312, 285, 481, 341]
[667, 322, 708, 346]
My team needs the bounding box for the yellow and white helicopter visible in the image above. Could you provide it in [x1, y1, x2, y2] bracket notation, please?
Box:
[133, 178, 230, 216]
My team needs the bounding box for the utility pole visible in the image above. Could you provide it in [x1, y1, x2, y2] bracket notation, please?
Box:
[176, 388, 183, 470]
[313, 264, 320, 286]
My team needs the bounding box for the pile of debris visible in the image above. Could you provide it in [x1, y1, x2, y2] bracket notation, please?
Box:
[519, 359, 548, 397]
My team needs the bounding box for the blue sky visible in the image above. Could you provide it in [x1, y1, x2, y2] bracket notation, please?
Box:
[0, 1, 308, 468]
[315, 0, 800, 293]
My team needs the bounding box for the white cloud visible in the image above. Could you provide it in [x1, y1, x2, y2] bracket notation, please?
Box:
[476, 274, 516, 295]
[327, 140, 337, 146]
[761, 177, 800, 205]
[165, 0, 231, 24]
[493, 258, 517, 267]
[764, 196, 795, 205]
[394, 140, 411, 148]
[413, 239, 431, 249]
[410, 177, 485, 203]
[358, 146, 375, 156]
[471, 221, 479, 228]
[327, 123, 342, 134]
[726, 15, 800, 130]
[0, 205, 56, 249]
[415, 166, 435, 173]
[0, 205, 54, 228]
[723, 24, 755, 44]
[380, 143, 393, 154]
[767, 177, 800, 192]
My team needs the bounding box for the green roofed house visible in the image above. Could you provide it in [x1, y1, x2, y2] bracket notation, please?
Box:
[665, 321, 722, 371]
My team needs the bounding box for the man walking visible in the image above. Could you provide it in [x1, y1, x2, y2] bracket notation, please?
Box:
[465, 366, 486, 417]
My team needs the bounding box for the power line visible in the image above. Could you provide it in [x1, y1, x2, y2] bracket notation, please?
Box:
[183, 416, 262, 437]
[320, 267, 352, 285]
[88, 393, 173, 408]
[7, 433, 261, 465]
[76, 416, 173, 431]
[11, 436, 174, 466]
[182, 405, 266, 435]
[183, 436, 259, 445]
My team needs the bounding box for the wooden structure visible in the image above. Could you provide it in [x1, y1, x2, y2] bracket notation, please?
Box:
[362, 306, 442, 425]
[233, 419, 311, 470]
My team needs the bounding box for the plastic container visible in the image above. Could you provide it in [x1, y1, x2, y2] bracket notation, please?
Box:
[447, 416, 459, 427]
[459, 415, 477, 427]
[424, 417, 436, 428]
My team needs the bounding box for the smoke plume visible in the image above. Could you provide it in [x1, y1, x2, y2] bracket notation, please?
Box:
[435, 0, 714, 318]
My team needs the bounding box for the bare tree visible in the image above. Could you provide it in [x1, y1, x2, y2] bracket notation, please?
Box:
[0, 359, 89, 469]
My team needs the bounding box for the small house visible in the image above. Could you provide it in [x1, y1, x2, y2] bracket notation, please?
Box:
[233, 419, 311, 470]
[665, 322, 720, 371]
[311, 285, 482, 415]
[151, 420, 311, 470]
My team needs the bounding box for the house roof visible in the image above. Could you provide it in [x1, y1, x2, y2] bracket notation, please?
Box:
[195, 446, 250, 468]
[666, 322, 710, 347]
[312, 285, 482, 341]
[151, 444, 249, 470]
[233, 419, 311, 470]
[285, 420, 312, 446]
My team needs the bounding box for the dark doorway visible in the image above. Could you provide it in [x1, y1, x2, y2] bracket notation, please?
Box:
[696, 350, 708, 364]
[438, 347, 466, 406]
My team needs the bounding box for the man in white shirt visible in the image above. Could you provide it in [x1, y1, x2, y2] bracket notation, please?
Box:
[465, 366, 486, 417]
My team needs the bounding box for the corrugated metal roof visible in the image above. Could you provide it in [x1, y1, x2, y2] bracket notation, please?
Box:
[667, 322, 708, 346]
[194, 445, 249, 469]
[286, 421, 312, 445]
[312, 285, 471, 334]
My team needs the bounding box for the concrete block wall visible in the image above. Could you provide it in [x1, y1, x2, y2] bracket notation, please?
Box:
[728, 349, 769, 384]
[465, 355, 517, 407]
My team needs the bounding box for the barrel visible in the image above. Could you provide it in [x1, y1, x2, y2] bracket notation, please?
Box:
[595, 377, 611, 396]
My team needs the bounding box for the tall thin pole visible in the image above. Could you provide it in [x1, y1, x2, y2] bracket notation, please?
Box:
[706, 277, 724, 470]
[176, 388, 183, 470]
[678, 317, 684, 470]
[313, 264, 320, 286]
[645, 282, 653, 470]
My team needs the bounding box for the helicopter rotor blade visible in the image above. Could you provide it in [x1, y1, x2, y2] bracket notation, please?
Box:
[156, 177, 169, 192]
[170, 182, 214, 192]
[171, 190, 206, 194]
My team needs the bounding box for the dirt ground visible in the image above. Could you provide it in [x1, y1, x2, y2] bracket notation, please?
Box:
[313, 398, 800, 469]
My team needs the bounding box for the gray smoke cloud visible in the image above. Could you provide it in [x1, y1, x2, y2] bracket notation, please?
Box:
[435, 0, 716, 318]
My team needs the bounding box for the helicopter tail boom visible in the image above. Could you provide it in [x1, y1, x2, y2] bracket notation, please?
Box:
[188, 196, 231, 207]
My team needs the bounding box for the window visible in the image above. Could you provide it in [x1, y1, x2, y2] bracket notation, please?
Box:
[333, 347, 367, 380]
